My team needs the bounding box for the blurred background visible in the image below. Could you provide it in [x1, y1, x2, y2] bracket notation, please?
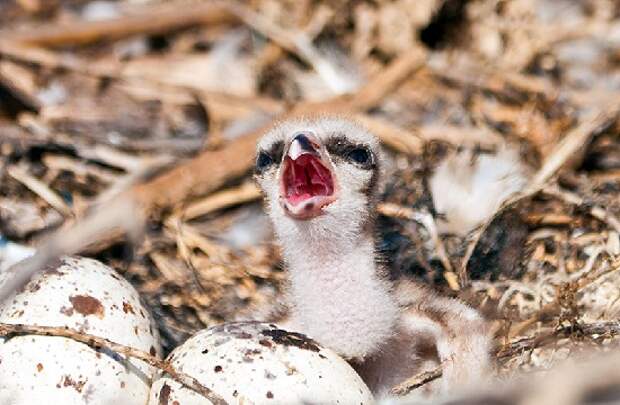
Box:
[0, 0, 619, 396]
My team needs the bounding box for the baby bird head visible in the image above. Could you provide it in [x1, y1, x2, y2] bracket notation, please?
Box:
[254, 117, 384, 243]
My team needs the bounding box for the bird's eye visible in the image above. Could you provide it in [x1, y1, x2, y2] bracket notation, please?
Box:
[347, 147, 371, 165]
[256, 151, 274, 172]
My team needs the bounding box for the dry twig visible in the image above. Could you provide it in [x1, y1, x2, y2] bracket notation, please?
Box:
[390, 366, 443, 396]
[182, 182, 262, 220]
[0, 2, 235, 47]
[7, 165, 73, 217]
[497, 321, 620, 361]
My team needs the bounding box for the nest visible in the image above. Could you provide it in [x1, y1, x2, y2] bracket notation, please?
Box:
[0, 0, 619, 402]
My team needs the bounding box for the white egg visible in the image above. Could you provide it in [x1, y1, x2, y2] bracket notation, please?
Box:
[148, 321, 374, 405]
[0, 256, 161, 404]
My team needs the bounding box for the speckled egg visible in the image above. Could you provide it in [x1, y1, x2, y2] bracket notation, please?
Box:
[148, 321, 374, 404]
[0, 256, 161, 404]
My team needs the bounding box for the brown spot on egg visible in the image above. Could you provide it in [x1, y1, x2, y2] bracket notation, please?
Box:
[159, 383, 171, 405]
[214, 365, 223, 373]
[62, 375, 86, 393]
[122, 301, 135, 314]
[27, 282, 41, 293]
[266, 391, 274, 399]
[60, 306, 74, 316]
[69, 295, 104, 319]
[259, 339, 272, 348]
[36, 363, 43, 372]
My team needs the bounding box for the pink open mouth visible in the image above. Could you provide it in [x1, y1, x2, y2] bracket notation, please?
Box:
[281, 154, 336, 219]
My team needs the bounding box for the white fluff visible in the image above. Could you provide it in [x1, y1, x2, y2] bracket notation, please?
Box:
[430, 146, 529, 236]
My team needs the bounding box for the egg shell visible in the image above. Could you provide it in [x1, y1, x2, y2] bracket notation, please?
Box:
[148, 321, 374, 405]
[0, 256, 161, 404]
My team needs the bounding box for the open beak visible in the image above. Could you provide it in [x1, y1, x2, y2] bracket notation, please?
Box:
[279, 133, 338, 220]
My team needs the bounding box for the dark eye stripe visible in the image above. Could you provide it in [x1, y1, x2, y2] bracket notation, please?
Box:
[325, 135, 375, 170]
[255, 141, 285, 175]
[325, 136, 352, 158]
[268, 141, 284, 164]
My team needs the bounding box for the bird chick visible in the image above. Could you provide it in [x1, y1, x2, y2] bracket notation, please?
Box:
[254, 117, 491, 399]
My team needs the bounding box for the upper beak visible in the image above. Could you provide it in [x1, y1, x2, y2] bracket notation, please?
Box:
[286, 133, 321, 160]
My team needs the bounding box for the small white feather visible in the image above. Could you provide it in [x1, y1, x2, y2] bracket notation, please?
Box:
[430, 146, 529, 236]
